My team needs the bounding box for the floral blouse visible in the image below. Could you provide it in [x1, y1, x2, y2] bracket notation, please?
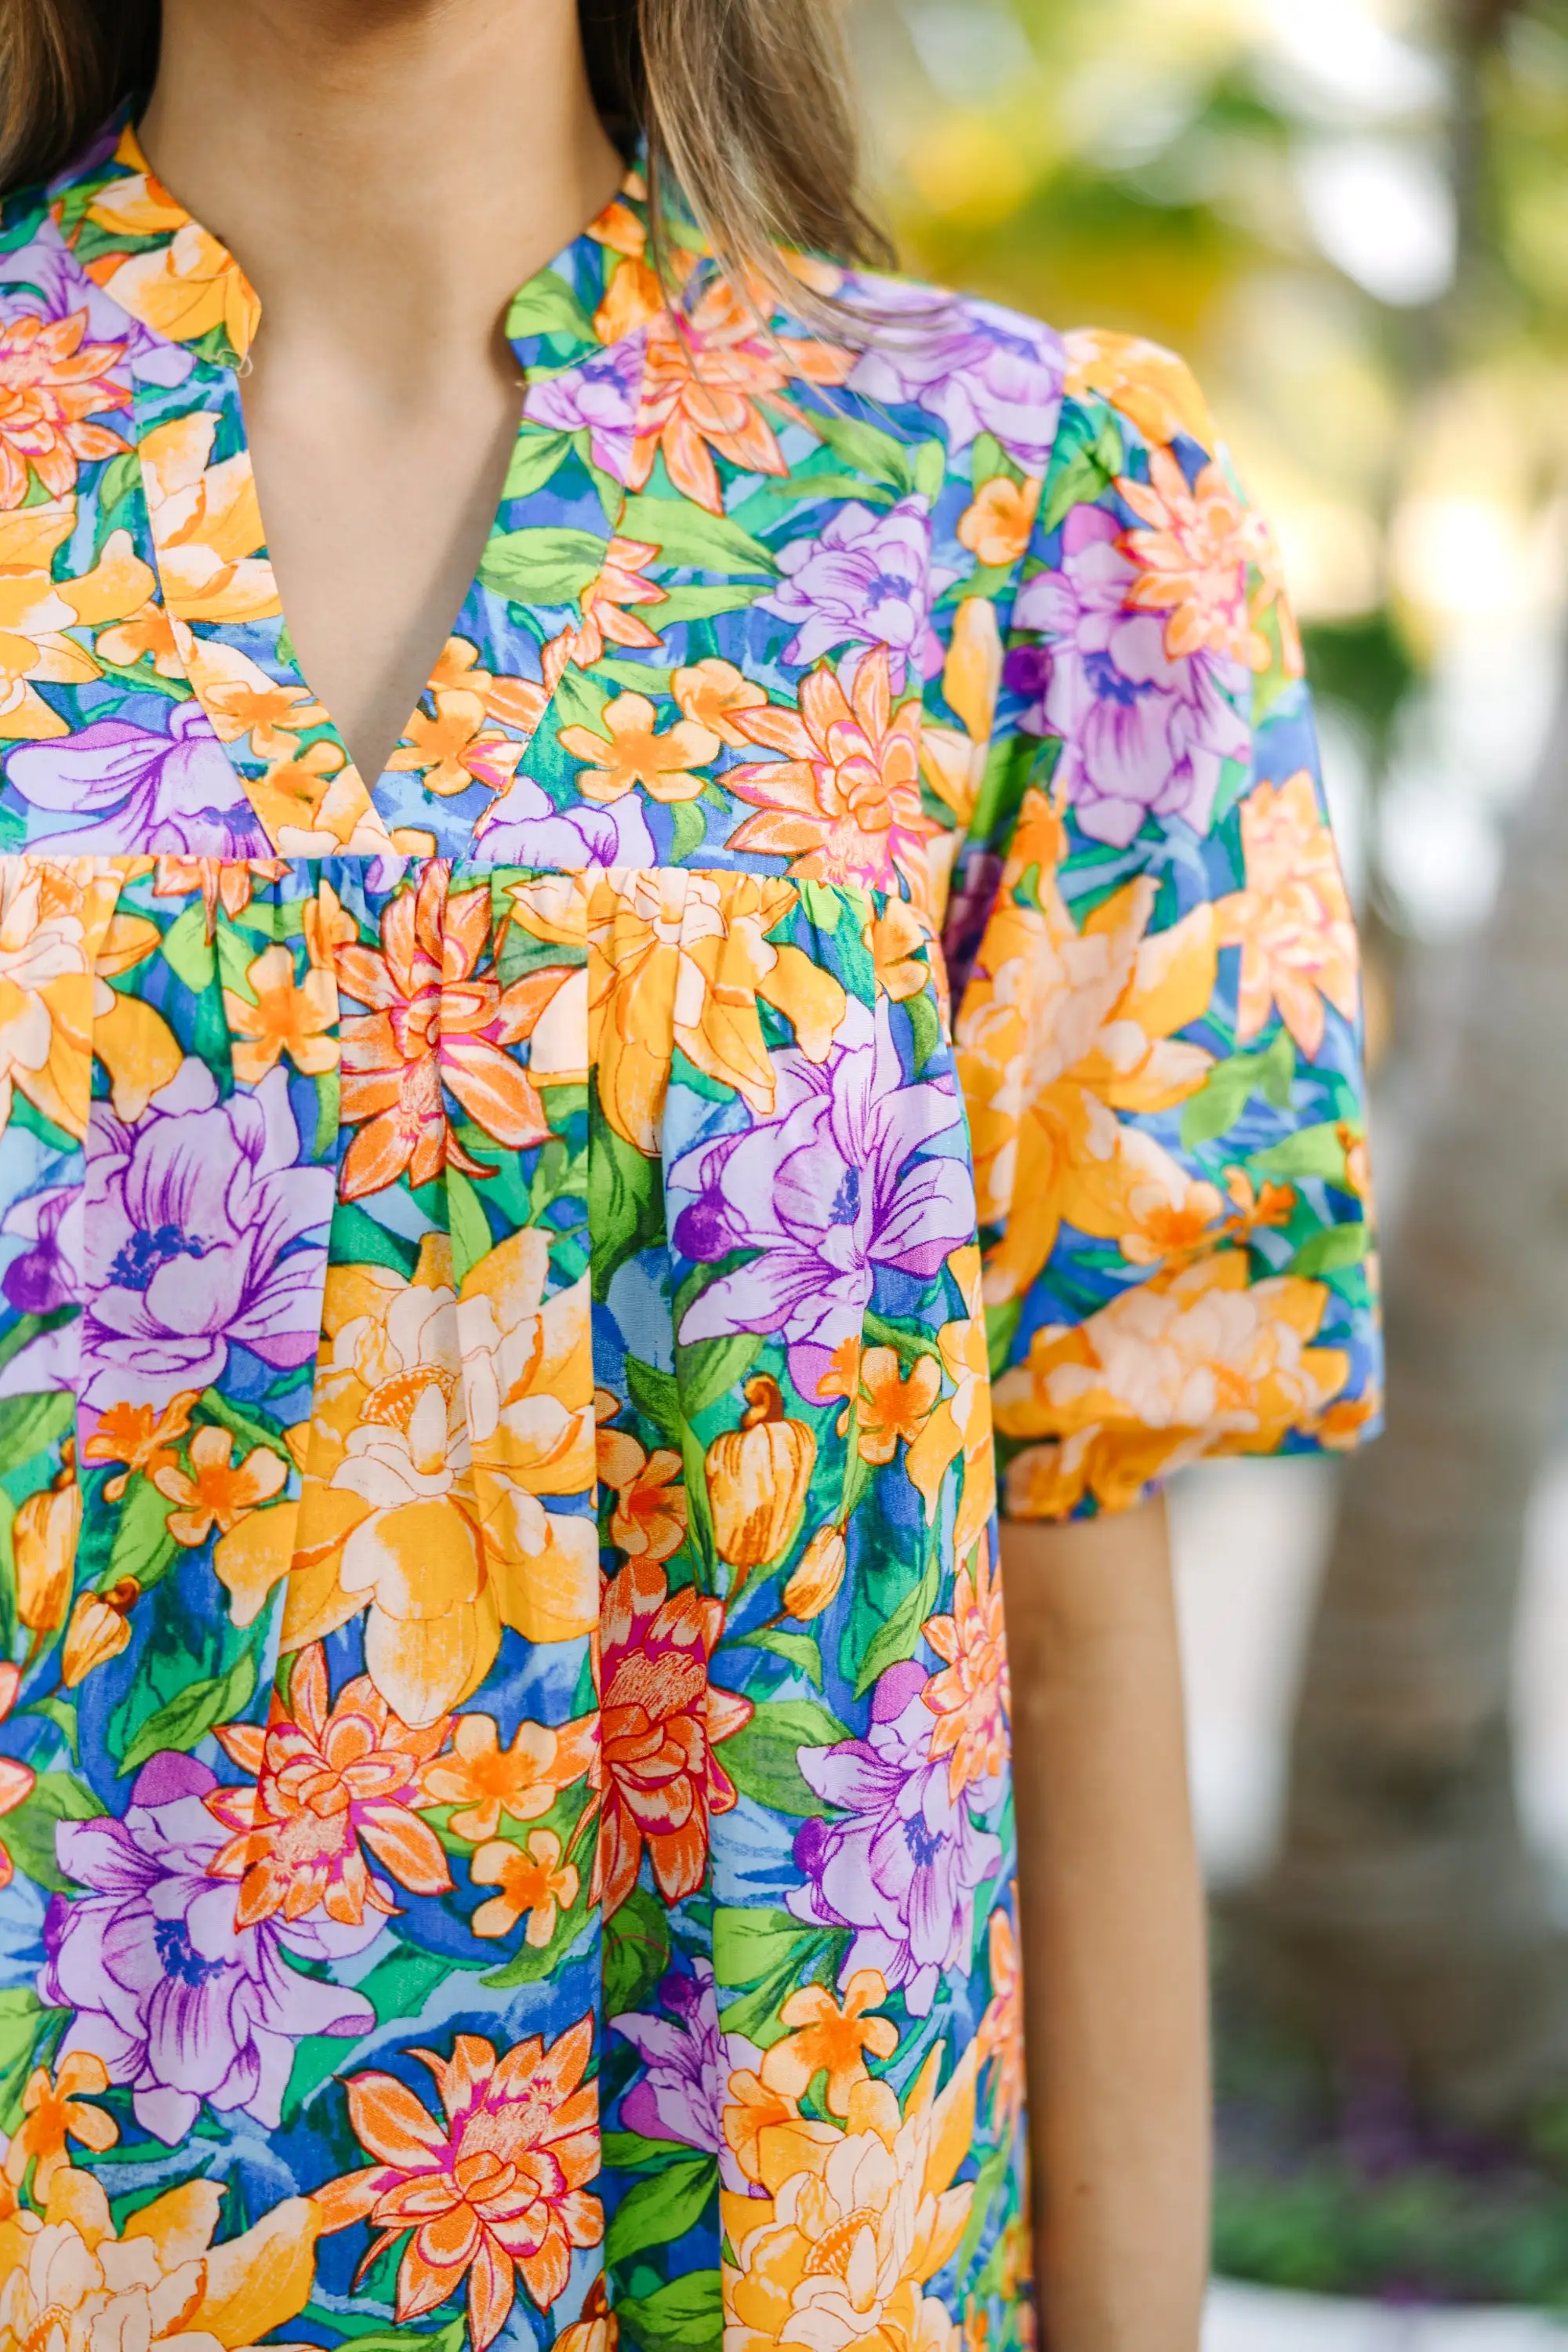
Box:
[0, 114, 1377, 2352]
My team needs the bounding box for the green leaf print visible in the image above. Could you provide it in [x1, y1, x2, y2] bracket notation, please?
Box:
[1042, 402, 1125, 533]
[158, 903, 217, 991]
[720, 1697, 851, 1815]
[590, 1115, 665, 1302]
[479, 525, 609, 605]
[118, 1649, 257, 1777]
[852, 1548, 942, 1700]
[713, 1905, 848, 2046]
[445, 1167, 495, 1286]
[101, 1473, 179, 1594]
[617, 492, 777, 578]
[735, 1627, 824, 1690]
[502, 427, 575, 501]
[678, 1330, 764, 1420]
[1290, 1221, 1372, 1278]
[626, 1356, 683, 1447]
[617, 2274, 724, 2352]
[0, 1390, 74, 1475]
[1250, 1120, 1354, 1183]
[1180, 1030, 1297, 1150]
[3, 1772, 104, 1894]
[605, 1886, 673, 2018]
[607, 2154, 717, 2266]
[0, 1989, 60, 2134]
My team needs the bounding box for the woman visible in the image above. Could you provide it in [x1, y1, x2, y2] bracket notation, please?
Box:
[0, 4, 1380, 2348]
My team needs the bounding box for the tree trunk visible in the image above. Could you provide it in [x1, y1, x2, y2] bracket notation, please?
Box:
[1247, 659, 1568, 2122]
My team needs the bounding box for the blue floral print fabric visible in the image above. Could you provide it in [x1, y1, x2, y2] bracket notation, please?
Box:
[0, 111, 1378, 2352]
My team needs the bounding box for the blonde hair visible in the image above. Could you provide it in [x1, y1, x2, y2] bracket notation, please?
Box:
[0, 0, 894, 308]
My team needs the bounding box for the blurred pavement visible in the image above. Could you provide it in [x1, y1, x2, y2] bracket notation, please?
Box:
[1204, 2280, 1568, 2347]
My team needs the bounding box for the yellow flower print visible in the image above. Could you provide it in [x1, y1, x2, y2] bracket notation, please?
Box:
[855, 1346, 941, 1465]
[759, 1969, 900, 2118]
[61, 1581, 138, 1686]
[906, 1244, 998, 1558]
[867, 896, 938, 1010]
[597, 1411, 688, 1563]
[673, 656, 768, 747]
[152, 1425, 289, 1548]
[387, 688, 493, 797]
[3, 2053, 118, 2201]
[724, 2040, 976, 2352]
[0, 2165, 318, 2352]
[1062, 328, 1219, 451]
[85, 130, 260, 361]
[558, 690, 720, 805]
[470, 1829, 580, 1944]
[922, 596, 1004, 853]
[215, 1230, 599, 1727]
[994, 1251, 1352, 1519]
[182, 634, 330, 762]
[0, 501, 154, 739]
[0, 858, 134, 1139]
[956, 789, 1222, 1305]
[956, 475, 1041, 570]
[223, 942, 339, 1085]
[1218, 771, 1359, 1060]
[138, 412, 278, 626]
[13, 1450, 79, 1640]
[419, 1710, 597, 1843]
[511, 869, 848, 1156]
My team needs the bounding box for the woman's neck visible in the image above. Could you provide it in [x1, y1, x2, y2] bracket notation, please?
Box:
[138, 0, 624, 393]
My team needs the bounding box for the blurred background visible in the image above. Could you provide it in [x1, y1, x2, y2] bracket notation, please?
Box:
[847, 0, 1568, 2338]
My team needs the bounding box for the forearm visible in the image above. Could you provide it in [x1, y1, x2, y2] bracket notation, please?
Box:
[1000, 1497, 1210, 2352]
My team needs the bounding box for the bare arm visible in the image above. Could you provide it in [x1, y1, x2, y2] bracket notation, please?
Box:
[1000, 1497, 1210, 2352]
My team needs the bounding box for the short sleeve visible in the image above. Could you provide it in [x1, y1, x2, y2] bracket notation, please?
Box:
[942, 330, 1383, 1521]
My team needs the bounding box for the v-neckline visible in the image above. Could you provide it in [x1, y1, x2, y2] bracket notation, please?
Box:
[92, 120, 652, 857]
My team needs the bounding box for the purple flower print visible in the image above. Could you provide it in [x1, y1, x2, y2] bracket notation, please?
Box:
[670, 1009, 975, 1401]
[849, 289, 1063, 471]
[523, 332, 647, 485]
[39, 1751, 376, 2143]
[789, 1662, 1002, 2018]
[0, 234, 194, 388]
[474, 768, 657, 866]
[1010, 503, 1251, 848]
[78, 1056, 332, 1410]
[762, 499, 950, 691]
[613, 1960, 725, 2154]
[2, 1182, 80, 1316]
[6, 702, 270, 857]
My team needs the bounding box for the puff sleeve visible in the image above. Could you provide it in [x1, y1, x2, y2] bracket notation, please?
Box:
[939, 332, 1383, 1521]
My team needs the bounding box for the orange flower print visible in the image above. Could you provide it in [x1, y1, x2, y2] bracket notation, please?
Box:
[387, 688, 494, 797]
[1062, 328, 1219, 450]
[0, 309, 129, 509]
[0, 1664, 34, 1888]
[152, 1424, 289, 1547]
[630, 282, 851, 514]
[224, 941, 339, 1083]
[335, 863, 562, 1199]
[921, 1537, 1011, 1798]
[470, 1829, 579, 1944]
[1218, 771, 1359, 1058]
[558, 691, 720, 806]
[3, 2053, 118, 2201]
[977, 1905, 1025, 2138]
[205, 1642, 453, 1926]
[572, 536, 668, 666]
[957, 474, 1041, 570]
[728, 648, 935, 898]
[856, 1345, 941, 1465]
[81, 1388, 198, 1501]
[673, 656, 768, 747]
[597, 1406, 688, 1563]
[314, 2024, 604, 2347]
[419, 1711, 598, 1845]
[1118, 445, 1265, 671]
[593, 1556, 753, 1917]
[152, 855, 292, 938]
[758, 1969, 899, 2116]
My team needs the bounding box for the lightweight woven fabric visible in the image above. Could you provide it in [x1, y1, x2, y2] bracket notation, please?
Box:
[0, 117, 1378, 2352]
